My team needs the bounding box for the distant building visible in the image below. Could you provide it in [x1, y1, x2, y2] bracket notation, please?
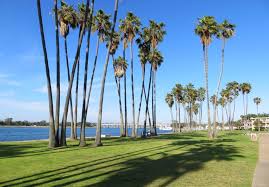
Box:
[242, 117, 269, 130]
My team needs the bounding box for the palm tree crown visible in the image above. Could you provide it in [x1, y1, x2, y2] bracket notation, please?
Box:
[57, 1, 78, 38]
[240, 83, 252, 94]
[217, 20, 236, 40]
[254, 97, 261, 105]
[148, 49, 163, 71]
[92, 10, 111, 41]
[165, 93, 174, 108]
[113, 56, 128, 78]
[195, 16, 218, 46]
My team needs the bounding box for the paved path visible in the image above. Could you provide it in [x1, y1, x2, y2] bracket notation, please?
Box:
[252, 134, 269, 187]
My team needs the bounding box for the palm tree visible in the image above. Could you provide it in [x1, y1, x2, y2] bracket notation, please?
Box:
[61, 0, 91, 146]
[79, 0, 95, 147]
[144, 20, 166, 135]
[172, 84, 183, 132]
[197, 87, 205, 127]
[84, 10, 112, 128]
[148, 49, 164, 135]
[165, 93, 174, 124]
[53, 0, 61, 146]
[37, 0, 56, 148]
[119, 12, 141, 137]
[221, 88, 233, 129]
[94, 0, 120, 146]
[212, 20, 236, 137]
[218, 97, 226, 130]
[226, 81, 240, 125]
[109, 32, 126, 137]
[254, 97, 261, 114]
[136, 32, 151, 134]
[240, 82, 252, 129]
[57, 1, 78, 140]
[185, 83, 198, 130]
[195, 16, 218, 138]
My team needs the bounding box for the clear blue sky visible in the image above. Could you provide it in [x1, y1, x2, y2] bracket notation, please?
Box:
[0, 0, 268, 122]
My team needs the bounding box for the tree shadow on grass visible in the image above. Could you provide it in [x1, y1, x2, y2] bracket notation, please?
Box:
[0, 136, 242, 187]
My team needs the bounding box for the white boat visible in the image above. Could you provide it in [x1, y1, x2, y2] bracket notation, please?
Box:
[159, 126, 172, 131]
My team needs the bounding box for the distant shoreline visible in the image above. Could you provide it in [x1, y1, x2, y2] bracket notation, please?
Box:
[0, 126, 96, 128]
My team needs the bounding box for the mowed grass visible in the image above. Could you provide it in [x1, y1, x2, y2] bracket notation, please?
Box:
[0, 131, 257, 187]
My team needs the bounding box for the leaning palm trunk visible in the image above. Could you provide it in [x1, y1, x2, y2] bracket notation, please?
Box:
[74, 59, 79, 139]
[130, 41, 136, 137]
[152, 69, 157, 136]
[37, 0, 56, 148]
[94, 0, 119, 146]
[64, 37, 75, 140]
[213, 39, 226, 138]
[115, 76, 124, 136]
[61, 0, 91, 146]
[84, 37, 100, 124]
[80, 0, 94, 147]
[143, 66, 153, 136]
[204, 45, 212, 138]
[136, 64, 145, 133]
[123, 48, 128, 137]
[54, 0, 60, 146]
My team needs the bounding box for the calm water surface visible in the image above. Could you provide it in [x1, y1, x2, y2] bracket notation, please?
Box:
[0, 127, 172, 142]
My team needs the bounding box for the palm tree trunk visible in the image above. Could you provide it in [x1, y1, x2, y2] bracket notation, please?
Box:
[204, 45, 212, 138]
[136, 64, 145, 133]
[115, 76, 124, 136]
[178, 103, 181, 132]
[170, 107, 174, 124]
[232, 99, 236, 126]
[213, 39, 226, 138]
[54, 0, 60, 146]
[130, 41, 136, 137]
[246, 94, 249, 115]
[94, 0, 119, 146]
[222, 106, 224, 130]
[152, 69, 157, 136]
[84, 37, 100, 124]
[80, 1, 94, 147]
[143, 66, 153, 136]
[61, 0, 90, 146]
[73, 58, 79, 141]
[242, 93, 246, 129]
[64, 37, 75, 140]
[123, 48, 128, 137]
[37, 0, 56, 148]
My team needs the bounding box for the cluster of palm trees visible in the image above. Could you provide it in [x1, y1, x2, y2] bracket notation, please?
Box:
[37, 0, 166, 148]
[165, 83, 206, 132]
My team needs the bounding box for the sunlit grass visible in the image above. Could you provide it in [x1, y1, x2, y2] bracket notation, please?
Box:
[0, 131, 257, 187]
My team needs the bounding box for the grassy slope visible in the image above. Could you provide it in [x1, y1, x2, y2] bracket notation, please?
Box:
[0, 131, 257, 187]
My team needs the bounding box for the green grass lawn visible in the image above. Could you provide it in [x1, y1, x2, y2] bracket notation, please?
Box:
[0, 131, 257, 187]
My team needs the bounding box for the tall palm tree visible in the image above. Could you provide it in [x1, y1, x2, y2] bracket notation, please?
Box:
[37, 0, 56, 148]
[172, 84, 183, 132]
[61, 0, 91, 146]
[218, 97, 226, 130]
[144, 21, 166, 135]
[213, 20, 236, 137]
[165, 93, 174, 124]
[84, 10, 112, 128]
[221, 88, 233, 129]
[185, 83, 198, 130]
[113, 56, 128, 136]
[53, 0, 61, 146]
[57, 1, 78, 140]
[254, 97, 261, 114]
[226, 81, 240, 125]
[119, 12, 141, 137]
[108, 32, 126, 137]
[94, 0, 120, 146]
[136, 32, 151, 133]
[197, 87, 205, 127]
[79, 0, 95, 147]
[240, 82, 252, 129]
[195, 16, 218, 138]
[148, 49, 163, 135]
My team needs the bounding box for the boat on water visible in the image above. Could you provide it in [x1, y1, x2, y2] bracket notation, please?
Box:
[159, 126, 172, 131]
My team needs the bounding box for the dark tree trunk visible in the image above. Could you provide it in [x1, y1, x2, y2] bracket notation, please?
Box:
[80, 0, 94, 147]
[115, 76, 124, 136]
[130, 41, 136, 138]
[54, 0, 60, 146]
[151, 69, 157, 136]
[64, 38, 75, 140]
[123, 49, 127, 137]
[136, 64, 145, 135]
[84, 37, 100, 124]
[143, 66, 152, 137]
[94, 0, 119, 146]
[61, 0, 91, 146]
[37, 0, 56, 148]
